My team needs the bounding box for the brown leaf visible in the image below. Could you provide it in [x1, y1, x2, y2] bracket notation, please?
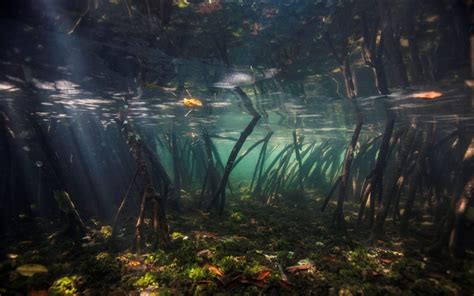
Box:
[207, 264, 224, 277]
[286, 264, 311, 273]
[197, 249, 213, 258]
[256, 270, 271, 281]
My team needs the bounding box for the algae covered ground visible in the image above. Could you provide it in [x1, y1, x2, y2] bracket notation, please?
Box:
[1, 192, 473, 295]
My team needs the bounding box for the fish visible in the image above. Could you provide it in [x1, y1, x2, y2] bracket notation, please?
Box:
[142, 83, 177, 96]
[213, 68, 279, 89]
[412, 91, 442, 100]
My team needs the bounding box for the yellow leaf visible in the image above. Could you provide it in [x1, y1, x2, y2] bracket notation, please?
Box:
[183, 97, 203, 108]
[413, 91, 442, 100]
[177, 0, 190, 8]
[16, 264, 48, 277]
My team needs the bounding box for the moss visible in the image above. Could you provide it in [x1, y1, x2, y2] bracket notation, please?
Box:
[230, 211, 245, 222]
[242, 261, 268, 278]
[134, 272, 159, 289]
[186, 265, 210, 281]
[49, 275, 81, 296]
[99, 225, 112, 239]
[392, 258, 424, 281]
[214, 256, 246, 274]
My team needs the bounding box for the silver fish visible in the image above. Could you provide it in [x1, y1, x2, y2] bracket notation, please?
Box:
[213, 68, 279, 89]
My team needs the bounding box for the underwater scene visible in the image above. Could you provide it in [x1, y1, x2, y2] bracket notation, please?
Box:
[0, 0, 473, 295]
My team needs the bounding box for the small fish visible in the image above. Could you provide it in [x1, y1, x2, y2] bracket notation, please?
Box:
[7, 253, 18, 259]
[213, 68, 279, 89]
[412, 91, 442, 100]
[142, 83, 177, 96]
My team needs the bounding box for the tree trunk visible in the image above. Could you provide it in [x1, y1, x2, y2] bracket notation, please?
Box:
[373, 60, 390, 95]
[402, 0, 424, 83]
[342, 58, 357, 99]
[361, 12, 390, 95]
[380, 1, 409, 87]
[407, 37, 424, 83]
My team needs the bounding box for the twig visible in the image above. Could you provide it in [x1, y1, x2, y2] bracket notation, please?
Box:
[67, 1, 91, 35]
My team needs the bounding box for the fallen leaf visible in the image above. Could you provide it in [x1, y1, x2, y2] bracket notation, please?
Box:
[16, 264, 48, 277]
[176, 0, 190, 8]
[207, 264, 224, 277]
[380, 258, 393, 265]
[127, 260, 146, 270]
[256, 269, 271, 281]
[197, 249, 214, 259]
[286, 264, 311, 273]
[183, 97, 203, 108]
[413, 91, 442, 100]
